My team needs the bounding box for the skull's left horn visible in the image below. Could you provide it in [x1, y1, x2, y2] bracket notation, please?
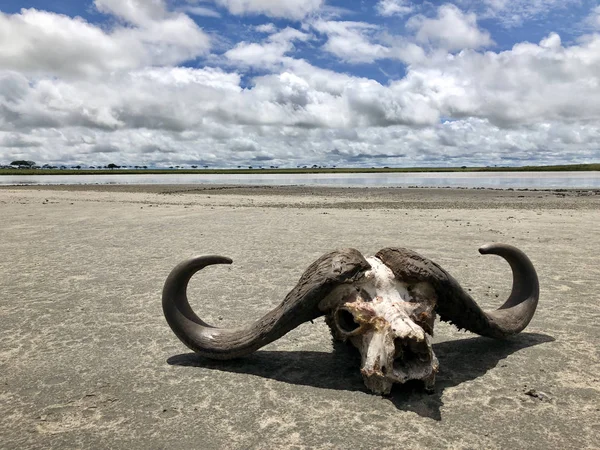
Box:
[376, 243, 539, 339]
[162, 250, 370, 359]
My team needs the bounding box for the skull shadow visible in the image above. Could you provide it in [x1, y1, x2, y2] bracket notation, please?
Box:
[167, 332, 554, 420]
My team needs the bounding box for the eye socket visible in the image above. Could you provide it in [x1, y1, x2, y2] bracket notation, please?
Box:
[335, 308, 361, 334]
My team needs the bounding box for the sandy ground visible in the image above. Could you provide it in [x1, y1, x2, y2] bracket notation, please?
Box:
[0, 185, 599, 449]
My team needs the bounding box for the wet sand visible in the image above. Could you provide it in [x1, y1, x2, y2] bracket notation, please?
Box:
[1, 185, 599, 449]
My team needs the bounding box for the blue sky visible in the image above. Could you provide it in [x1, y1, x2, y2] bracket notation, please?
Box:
[1, 0, 599, 167]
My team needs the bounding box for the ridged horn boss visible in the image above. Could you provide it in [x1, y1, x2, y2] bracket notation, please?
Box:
[162, 243, 539, 393]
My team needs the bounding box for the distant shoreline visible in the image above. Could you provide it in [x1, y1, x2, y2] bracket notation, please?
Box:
[2, 183, 599, 210]
[0, 163, 599, 176]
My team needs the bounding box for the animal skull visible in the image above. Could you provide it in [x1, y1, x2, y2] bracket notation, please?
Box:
[322, 257, 439, 394]
[163, 244, 539, 395]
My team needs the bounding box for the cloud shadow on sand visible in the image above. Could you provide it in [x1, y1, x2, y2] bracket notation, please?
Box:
[168, 332, 554, 420]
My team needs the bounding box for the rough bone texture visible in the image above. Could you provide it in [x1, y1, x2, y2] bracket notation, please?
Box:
[324, 256, 439, 395]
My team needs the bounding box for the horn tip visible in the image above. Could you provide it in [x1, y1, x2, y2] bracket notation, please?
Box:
[478, 242, 512, 255]
[188, 255, 233, 265]
[478, 243, 493, 255]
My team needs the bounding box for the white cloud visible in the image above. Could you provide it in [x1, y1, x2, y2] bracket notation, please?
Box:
[376, 0, 414, 17]
[479, 0, 584, 27]
[585, 5, 600, 29]
[255, 23, 277, 33]
[0, 9, 138, 76]
[225, 27, 311, 68]
[0, 67, 242, 134]
[225, 41, 291, 68]
[3, 29, 600, 166]
[0, 6, 210, 78]
[94, 0, 168, 25]
[407, 4, 494, 51]
[0, 132, 42, 148]
[1, 4, 600, 168]
[215, 0, 324, 20]
[312, 21, 390, 64]
[399, 33, 600, 128]
[379, 35, 427, 65]
[181, 6, 221, 18]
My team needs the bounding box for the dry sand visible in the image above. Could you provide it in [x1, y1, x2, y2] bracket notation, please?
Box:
[1, 185, 599, 449]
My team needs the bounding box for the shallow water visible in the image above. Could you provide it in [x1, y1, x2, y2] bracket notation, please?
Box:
[1, 171, 599, 189]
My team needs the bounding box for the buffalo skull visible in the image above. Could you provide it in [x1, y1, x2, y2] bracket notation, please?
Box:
[162, 244, 539, 395]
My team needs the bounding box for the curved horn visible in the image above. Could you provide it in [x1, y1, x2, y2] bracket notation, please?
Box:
[375, 243, 539, 339]
[162, 249, 370, 359]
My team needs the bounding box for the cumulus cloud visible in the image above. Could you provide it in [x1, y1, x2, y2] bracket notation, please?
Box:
[4, 28, 599, 166]
[4, 27, 600, 166]
[407, 4, 494, 51]
[0, 5, 210, 77]
[311, 6, 492, 65]
[312, 21, 390, 63]
[215, 0, 324, 20]
[376, 0, 414, 17]
[225, 27, 311, 68]
[1, 3, 599, 168]
[0, 10, 138, 76]
[0, 67, 241, 134]
[0, 132, 42, 148]
[399, 32, 600, 127]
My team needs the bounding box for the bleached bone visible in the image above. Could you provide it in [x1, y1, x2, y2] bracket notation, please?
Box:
[162, 244, 539, 394]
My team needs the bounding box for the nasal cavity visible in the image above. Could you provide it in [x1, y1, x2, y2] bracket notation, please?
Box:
[393, 338, 405, 359]
[394, 337, 429, 363]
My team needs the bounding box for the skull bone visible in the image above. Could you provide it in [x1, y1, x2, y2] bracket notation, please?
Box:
[324, 256, 440, 395]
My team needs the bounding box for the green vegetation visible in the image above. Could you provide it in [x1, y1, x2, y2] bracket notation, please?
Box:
[0, 163, 598, 176]
[10, 160, 36, 167]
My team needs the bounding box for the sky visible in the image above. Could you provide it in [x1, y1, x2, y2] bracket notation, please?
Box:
[1, 0, 599, 168]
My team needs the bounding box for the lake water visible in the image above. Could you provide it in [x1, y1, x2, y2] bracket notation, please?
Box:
[1, 171, 599, 189]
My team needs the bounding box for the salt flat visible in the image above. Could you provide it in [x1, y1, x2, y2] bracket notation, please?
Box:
[1, 185, 598, 449]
